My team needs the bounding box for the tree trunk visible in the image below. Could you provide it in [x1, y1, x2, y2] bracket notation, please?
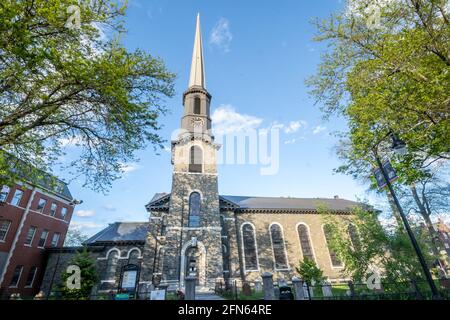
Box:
[410, 183, 448, 274]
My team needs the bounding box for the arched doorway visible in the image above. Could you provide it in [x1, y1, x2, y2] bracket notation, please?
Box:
[180, 239, 206, 287]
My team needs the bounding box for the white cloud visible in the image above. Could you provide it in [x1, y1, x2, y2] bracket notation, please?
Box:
[75, 209, 96, 217]
[284, 138, 297, 145]
[119, 162, 140, 173]
[312, 125, 327, 135]
[70, 221, 103, 229]
[102, 204, 116, 212]
[209, 18, 233, 53]
[59, 135, 83, 147]
[212, 104, 263, 135]
[163, 146, 171, 153]
[284, 136, 306, 145]
[284, 120, 307, 134]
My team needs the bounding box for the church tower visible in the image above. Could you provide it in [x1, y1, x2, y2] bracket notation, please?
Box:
[142, 14, 223, 289]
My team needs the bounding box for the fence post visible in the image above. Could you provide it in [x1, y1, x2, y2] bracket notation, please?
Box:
[262, 272, 275, 300]
[292, 276, 305, 300]
[348, 280, 356, 299]
[185, 276, 196, 300]
[322, 281, 333, 298]
[409, 279, 423, 300]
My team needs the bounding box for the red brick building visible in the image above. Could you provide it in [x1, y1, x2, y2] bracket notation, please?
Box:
[0, 176, 76, 298]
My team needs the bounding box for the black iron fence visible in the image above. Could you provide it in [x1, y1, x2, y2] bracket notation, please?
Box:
[214, 278, 450, 301]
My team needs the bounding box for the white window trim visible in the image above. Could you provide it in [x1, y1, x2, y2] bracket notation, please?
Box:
[321, 224, 345, 269]
[29, 208, 69, 224]
[0, 185, 10, 202]
[11, 189, 24, 207]
[24, 267, 38, 288]
[37, 230, 49, 248]
[268, 222, 291, 271]
[240, 222, 260, 273]
[24, 226, 37, 246]
[36, 198, 47, 213]
[9, 266, 23, 288]
[51, 233, 61, 247]
[295, 222, 318, 264]
[0, 220, 11, 242]
[50, 203, 58, 217]
[97, 247, 121, 260]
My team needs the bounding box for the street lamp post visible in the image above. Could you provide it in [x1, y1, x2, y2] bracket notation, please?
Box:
[373, 147, 441, 299]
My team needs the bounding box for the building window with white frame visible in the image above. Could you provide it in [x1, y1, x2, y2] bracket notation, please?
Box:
[61, 207, 68, 219]
[37, 229, 49, 248]
[105, 250, 119, 280]
[36, 198, 47, 213]
[50, 203, 57, 216]
[11, 189, 24, 206]
[323, 224, 343, 268]
[242, 223, 258, 271]
[51, 232, 60, 247]
[25, 266, 37, 288]
[0, 185, 10, 202]
[9, 265, 23, 287]
[270, 224, 288, 270]
[128, 249, 140, 265]
[348, 224, 361, 251]
[297, 224, 315, 261]
[0, 220, 11, 241]
[24, 226, 37, 246]
[188, 192, 201, 227]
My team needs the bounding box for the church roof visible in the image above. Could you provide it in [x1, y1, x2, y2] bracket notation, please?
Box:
[146, 192, 363, 213]
[84, 222, 147, 244]
[220, 195, 361, 212]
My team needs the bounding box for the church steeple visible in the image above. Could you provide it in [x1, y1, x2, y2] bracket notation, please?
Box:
[188, 13, 205, 89]
[181, 14, 212, 134]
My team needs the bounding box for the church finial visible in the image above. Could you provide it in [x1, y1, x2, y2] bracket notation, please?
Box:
[188, 13, 205, 88]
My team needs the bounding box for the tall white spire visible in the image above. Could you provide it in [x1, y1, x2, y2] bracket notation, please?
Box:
[188, 13, 205, 88]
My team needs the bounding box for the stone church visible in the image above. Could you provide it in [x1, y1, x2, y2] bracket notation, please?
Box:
[41, 15, 362, 296]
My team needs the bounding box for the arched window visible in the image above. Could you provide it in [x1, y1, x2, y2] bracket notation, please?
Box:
[105, 250, 119, 280]
[128, 249, 140, 265]
[323, 225, 343, 268]
[194, 97, 201, 115]
[242, 223, 258, 271]
[270, 224, 288, 270]
[297, 224, 314, 261]
[348, 224, 361, 251]
[189, 146, 202, 173]
[188, 192, 201, 227]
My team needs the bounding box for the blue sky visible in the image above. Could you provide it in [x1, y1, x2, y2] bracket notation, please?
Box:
[67, 0, 383, 236]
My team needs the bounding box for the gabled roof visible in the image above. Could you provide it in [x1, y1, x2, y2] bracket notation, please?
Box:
[220, 195, 361, 212]
[84, 222, 147, 245]
[145, 193, 362, 213]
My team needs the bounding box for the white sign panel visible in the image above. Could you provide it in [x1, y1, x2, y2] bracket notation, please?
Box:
[150, 289, 166, 300]
[122, 270, 137, 289]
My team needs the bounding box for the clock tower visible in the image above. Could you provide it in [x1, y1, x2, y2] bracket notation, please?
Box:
[143, 14, 223, 290]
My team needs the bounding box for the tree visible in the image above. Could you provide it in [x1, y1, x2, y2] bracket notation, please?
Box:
[307, 0, 449, 181]
[296, 258, 325, 286]
[64, 227, 89, 247]
[60, 247, 98, 300]
[308, 0, 449, 272]
[321, 206, 438, 292]
[0, 0, 175, 192]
